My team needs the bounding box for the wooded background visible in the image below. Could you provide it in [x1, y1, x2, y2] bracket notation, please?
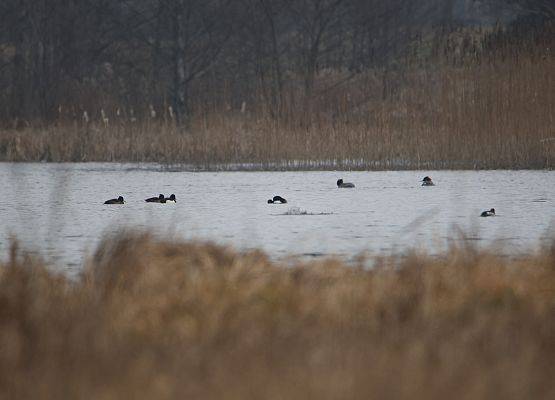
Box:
[1, 0, 552, 124]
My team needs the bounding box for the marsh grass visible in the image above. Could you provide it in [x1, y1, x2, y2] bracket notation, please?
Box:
[1, 23, 554, 169]
[0, 41, 553, 169]
[1, 234, 554, 399]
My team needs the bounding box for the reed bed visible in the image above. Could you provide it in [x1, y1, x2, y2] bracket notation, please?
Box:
[0, 233, 554, 399]
[0, 47, 553, 168]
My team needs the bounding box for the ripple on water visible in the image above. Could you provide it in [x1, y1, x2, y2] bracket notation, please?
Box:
[281, 207, 333, 216]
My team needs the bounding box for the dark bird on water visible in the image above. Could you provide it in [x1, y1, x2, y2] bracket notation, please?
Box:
[422, 176, 435, 186]
[165, 194, 176, 203]
[337, 179, 355, 188]
[481, 208, 496, 217]
[146, 194, 166, 203]
[104, 196, 124, 204]
[268, 195, 287, 204]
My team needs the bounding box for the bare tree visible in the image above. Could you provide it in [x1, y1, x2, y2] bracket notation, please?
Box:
[0, 0, 550, 126]
[285, 0, 350, 99]
[164, 0, 234, 125]
[234, 0, 288, 115]
[0, 0, 120, 121]
[509, 0, 555, 19]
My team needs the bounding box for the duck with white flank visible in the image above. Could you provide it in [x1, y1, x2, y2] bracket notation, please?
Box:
[165, 194, 176, 203]
[145, 194, 166, 203]
[337, 179, 355, 188]
[104, 196, 124, 204]
[422, 176, 435, 186]
[268, 195, 287, 204]
[480, 208, 495, 217]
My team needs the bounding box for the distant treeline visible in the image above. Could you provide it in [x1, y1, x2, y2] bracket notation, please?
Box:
[0, 0, 552, 124]
[0, 1, 553, 167]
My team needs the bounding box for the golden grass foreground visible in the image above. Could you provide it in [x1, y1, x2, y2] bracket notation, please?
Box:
[1, 234, 554, 399]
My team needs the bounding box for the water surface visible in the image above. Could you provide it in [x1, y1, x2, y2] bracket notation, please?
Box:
[1, 163, 553, 276]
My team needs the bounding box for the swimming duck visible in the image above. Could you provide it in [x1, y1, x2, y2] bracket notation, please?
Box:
[145, 194, 166, 203]
[165, 194, 176, 203]
[480, 208, 495, 217]
[104, 196, 124, 204]
[422, 176, 435, 186]
[268, 195, 287, 204]
[337, 179, 355, 188]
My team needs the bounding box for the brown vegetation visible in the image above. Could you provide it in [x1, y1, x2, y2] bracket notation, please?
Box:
[1, 51, 553, 168]
[1, 234, 554, 399]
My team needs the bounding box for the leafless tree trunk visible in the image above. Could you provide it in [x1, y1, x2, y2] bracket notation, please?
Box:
[259, 0, 285, 115]
[173, 0, 188, 124]
[289, 0, 350, 94]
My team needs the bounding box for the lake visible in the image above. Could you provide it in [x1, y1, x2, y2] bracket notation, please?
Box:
[1, 163, 553, 277]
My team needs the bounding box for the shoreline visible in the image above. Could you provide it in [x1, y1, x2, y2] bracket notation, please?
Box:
[1, 160, 553, 171]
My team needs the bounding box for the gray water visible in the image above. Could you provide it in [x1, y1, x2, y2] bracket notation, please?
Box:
[1, 163, 554, 277]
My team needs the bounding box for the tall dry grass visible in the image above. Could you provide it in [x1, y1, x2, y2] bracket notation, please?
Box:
[1, 22, 554, 170]
[1, 233, 554, 399]
[0, 27, 553, 168]
[1, 60, 553, 168]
